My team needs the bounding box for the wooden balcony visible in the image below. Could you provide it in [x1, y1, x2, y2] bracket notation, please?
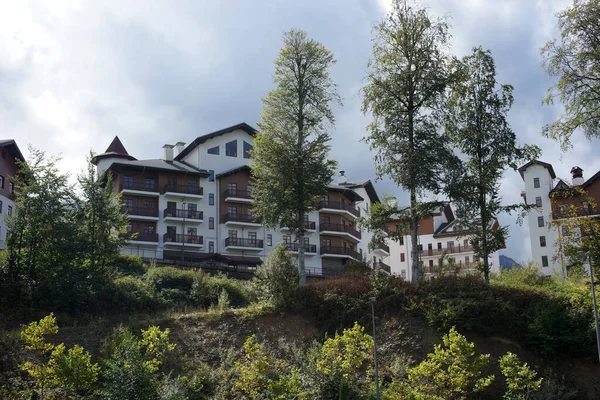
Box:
[319, 222, 361, 240]
[285, 243, 317, 254]
[123, 206, 158, 218]
[281, 220, 317, 231]
[317, 200, 360, 218]
[419, 244, 474, 257]
[320, 245, 360, 260]
[163, 208, 204, 221]
[223, 188, 253, 202]
[225, 237, 264, 249]
[163, 183, 203, 197]
[120, 181, 160, 194]
[163, 234, 203, 246]
[375, 261, 391, 274]
[222, 213, 262, 225]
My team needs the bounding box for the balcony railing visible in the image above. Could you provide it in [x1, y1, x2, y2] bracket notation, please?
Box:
[319, 222, 362, 239]
[317, 200, 360, 217]
[283, 221, 317, 231]
[222, 213, 262, 224]
[375, 261, 391, 274]
[223, 188, 252, 200]
[163, 183, 203, 196]
[163, 208, 204, 220]
[121, 232, 158, 242]
[425, 261, 478, 273]
[374, 242, 390, 254]
[225, 237, 264, 248]
[121, 181, 159, 193]
[285, 243, 317, 253]
[419, 245, 474, 257]
[163, 234, 203, 245]
[320, 245, 360, 259]
[123, 206, 158, 217]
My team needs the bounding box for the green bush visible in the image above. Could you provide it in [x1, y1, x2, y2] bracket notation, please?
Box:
[110, 275, 160, 310]
[113, 254, 147, 276]
[145, 267, 196, 292]
[206, 273, 250, 308]
[252, 243, 299, 308]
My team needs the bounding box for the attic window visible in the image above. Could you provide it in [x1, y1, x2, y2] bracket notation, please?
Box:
[243, 141, 253, 159]
[226, 140, 237, 157]
[208, 146, 219, 155]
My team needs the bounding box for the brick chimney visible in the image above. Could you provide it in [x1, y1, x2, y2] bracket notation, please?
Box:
[163, 144, 174, 162]
[571, 166, 584, 186]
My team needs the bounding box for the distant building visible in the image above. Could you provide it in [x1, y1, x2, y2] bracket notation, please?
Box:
[519, 160, 600, 275]
[0, 140, 25, 249]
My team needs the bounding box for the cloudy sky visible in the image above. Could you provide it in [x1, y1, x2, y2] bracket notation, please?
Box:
[1, 0, 598, 263]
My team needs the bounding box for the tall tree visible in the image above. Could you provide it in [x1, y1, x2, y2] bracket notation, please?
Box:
[541, 0, 600, 150]
[362, 0, 457, 282]
[251, 29, 340, 286]
[446, 47, 540, 284]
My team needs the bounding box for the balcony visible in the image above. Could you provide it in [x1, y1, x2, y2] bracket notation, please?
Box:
[419, 244, 474, 257]
[163, 184, 204, 198]
[317, 200, 360, 218]
[319, 222, 361, 241]
[120, 181, 160, 196]
[163, 208, 204, 222]
[123, 206, 159, 221]
[163, 233, 203, 247]
[373, 242, 390, 256]
[320, 245, 360, 260]
[225, 237, 263, 251]
[223, 188, 253, 203]
[285, 243, 317, 255]
[375, 261, 391, 274]
[121, 232, 159, 244]
[222, 213, 262, 226]
[281, 220, 317, 232]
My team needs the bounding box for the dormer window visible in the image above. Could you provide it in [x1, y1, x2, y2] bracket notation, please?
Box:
[226, 140, 237, 157]
[533, 177, 540, 188]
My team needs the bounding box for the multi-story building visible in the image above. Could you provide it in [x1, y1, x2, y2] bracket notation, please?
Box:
[94, 123, 389, 275]
[386, 203, 501, 280]
[519, 160, 600, 276]
[0, 140, 25, 250]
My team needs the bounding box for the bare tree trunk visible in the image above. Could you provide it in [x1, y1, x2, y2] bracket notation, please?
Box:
[410, 188, 420, 283]
[298, 230, 306, 286]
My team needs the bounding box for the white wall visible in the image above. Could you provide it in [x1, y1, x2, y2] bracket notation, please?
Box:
[0, 195, 15, 250]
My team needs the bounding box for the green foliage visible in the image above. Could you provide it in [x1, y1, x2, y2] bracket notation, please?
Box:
[252, 243, 299, 308]
[113, 254, 147, 276]
[216, 288, 231, 314]
[499, 352, 542, 400]
[51, 344, 100, 393]
[362, 0, 459, 281]
[400, 327, 494, 400]
[446, 46, 540, 284]
[541, 0, 600, 149]
[251, 28, 340, 286]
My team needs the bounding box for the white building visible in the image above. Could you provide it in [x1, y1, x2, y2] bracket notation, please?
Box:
[0, 140, 24, 250]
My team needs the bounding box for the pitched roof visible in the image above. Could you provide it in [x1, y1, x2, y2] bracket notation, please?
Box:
[0, 139, 25, 162]
[216, 164, 251, 178]
[327, 183, 364, 202]
[107, 159, 210, 177]
[582, 169, 600, 189]
[518, 160, 556, 180]
[92, 136, 137, 164]
[340, 179, 381, 203]
[433, 217, 499, 237]
[175, 123, 258, 161]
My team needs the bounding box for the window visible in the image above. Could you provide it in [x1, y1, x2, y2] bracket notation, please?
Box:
[428, 243, 433, 250]
[168, 177, 177, 187]
[225, 140, 237, 157]
[209, 193, 214, 205]
[123, 199, 134, 209]
[400, 253, 405, 262]
[127, 224, 133, 234]
[143, 224, 155, 234]
[209, 170, 214, 182]
[399, 236, 404, 245]
[463, 239, 469, 247]
[267, 234, 272, 246]
[144, 177, 155, 189]
[187, 227, 197, 238]
[540, 236, 546, 247]
[7, 206, 12, 216]
[537, 216, 544, 227]
[243, 141, 253, 159]
[143, 199, 155, 209]
[209, 217, 214, 229]
[188, 179, 198, 192]
[417, 244, 423, 251]
[228, 230, 237, 238]
[429, 260, 434, 268]
[283, 235, 292, 244]
[561, 225, 568, 235]
[322, 239, 331, 248]
[533, 177, 540, 188]
[437, 242, 442, 250]
[0, 175, 3, 188]
[209, 241, 215, 253]
[542, 256, 549, 267]
[304, 237, 310, 246]
[248, 232, 257, 243]
[124, 175, 134, 188]
[535, 196, 542, 207]
[208, 145, 219, 155]
[582, 201, 592, 215]
[447, 241, 454, 249]
[227, 183, 237, 194]
[558, 205, 565, 216]
[9, 181, 14, 194]
[465, 256, 470, 264]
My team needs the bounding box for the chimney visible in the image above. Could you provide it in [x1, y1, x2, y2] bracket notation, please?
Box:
[163, 144, 174, 162]
[571, 166, 584, 186]
[386, 196, 398, 207]
[174, 141, 186, 158]
[338, 170, 347, 184]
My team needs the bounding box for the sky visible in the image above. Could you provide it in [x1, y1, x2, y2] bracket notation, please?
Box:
[1, 0, 599, 263]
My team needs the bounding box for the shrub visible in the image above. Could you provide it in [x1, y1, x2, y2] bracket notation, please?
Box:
[252, 243, 299, 308]
[145, 266, 196, 292]
[113, 254, 147, 276]
[208, 274, 251, 308]
[110, 275, 159, 310]
[499, 352, 542, 400]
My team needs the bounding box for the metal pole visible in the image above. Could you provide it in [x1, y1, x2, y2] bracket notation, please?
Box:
[370, 297, 380, 400]
[588, 255, 600, 364]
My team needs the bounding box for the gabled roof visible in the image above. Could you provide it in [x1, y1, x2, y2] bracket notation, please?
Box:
[433, 217, 499, 237]
[107, 159, 209, 177]
[175, 123, 258, 161]
[339, 179, 381, 203]
[327, 183, 364, 202]
[92, 136, 137, 164]
[216, 164, 251, 178]
[549, 179, 570, 194]
[582, 169, 600, 189]
[0, 139, 25, 162]
[518, 160, 556, 180]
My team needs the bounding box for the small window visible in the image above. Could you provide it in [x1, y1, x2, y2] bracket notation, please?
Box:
[248, 232, 257, 242]
[143, 224, 155, 234]
[535, 196, 542, 207]
[208, 146, 219, 155]
[400, 253, 405, 262]
[417, 244, 423, 251]
[537, 216, 544, 227]
[541, 256, 549, 267]
[429, 260, 434, 267]
[243, 141, 253, 159]
[209, 193, 214, 205]
[124, 176, 134, 188]
[209, 241, 215, 253]
[267, 234, 272, 246]
[283, 235, 291, 244]
[123, 199, 134, 209]
[228, 230, 237, 238]
[144, 177, 155, 189]
[7, 205, 12, 216]
[209, 170, 214, 182]
[540, 236, 546, 247]
[225, 140, 237, 157]
[127, 224, 133, 233]
[437, 242, 442, 250]
[447, 241, 454, 248]
[463, 239, 468, 247]
[399, 236, 404, 245]
[0, 199, 2, 213]
[0, 175, 4, 188]
[533, 177, 540, 188]
[209, 217, 214, 230]
[465, 256, 470, 264]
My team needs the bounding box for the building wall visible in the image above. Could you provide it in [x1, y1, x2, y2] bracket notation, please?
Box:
[0, 146, 19, 249]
